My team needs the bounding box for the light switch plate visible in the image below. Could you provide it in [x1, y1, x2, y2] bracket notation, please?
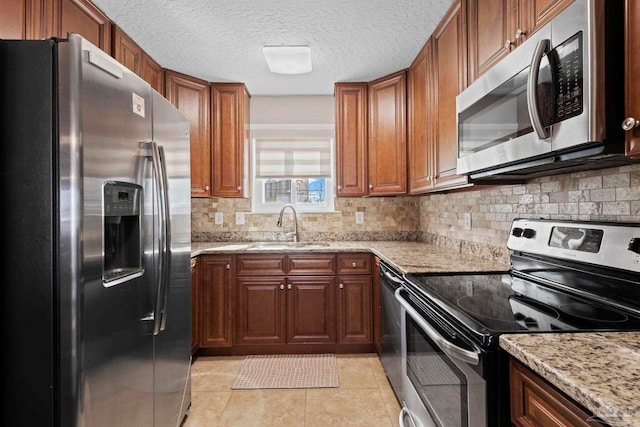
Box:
[463, 212, 471, 231]
[355, 211, 364, 224]
[214, 212, 223, 225]
[235, 212, 245, 225]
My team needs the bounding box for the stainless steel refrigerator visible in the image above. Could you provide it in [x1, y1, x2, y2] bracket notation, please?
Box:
[1, 34, 191, 427]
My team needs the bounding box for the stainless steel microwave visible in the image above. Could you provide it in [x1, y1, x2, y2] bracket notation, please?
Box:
[456, 0, 628, 180]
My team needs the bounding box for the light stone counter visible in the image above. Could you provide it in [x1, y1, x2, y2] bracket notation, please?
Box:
[500, 332, 640, 427]
[191, 240, 509, 274]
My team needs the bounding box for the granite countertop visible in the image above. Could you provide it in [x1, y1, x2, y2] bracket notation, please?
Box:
[191, 240, 509, 274]
[500, 332, 640, 426]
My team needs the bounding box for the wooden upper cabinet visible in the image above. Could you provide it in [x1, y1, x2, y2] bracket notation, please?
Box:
[468, 0, 574, 83]
[1, 0, 27, 38]
[625, 0, 640, 157]
[56, 0, 111, 54]
[432, 0, 470, 191]
[334, 83, 369, 197]
[112, 25, 164, 94]
[140, 53, 164, 95]
[408, 38, 436, 194]
[165, 70, 211, 197]
[211, 83, 250, 198]
[368, 71, 407, 196]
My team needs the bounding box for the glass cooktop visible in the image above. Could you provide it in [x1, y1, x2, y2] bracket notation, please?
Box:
[403, 271, 640, 339]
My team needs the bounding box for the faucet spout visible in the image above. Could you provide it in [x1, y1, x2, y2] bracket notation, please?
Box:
[277, 204, 298, 242]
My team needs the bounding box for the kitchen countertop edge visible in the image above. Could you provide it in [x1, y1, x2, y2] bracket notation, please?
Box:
[500, 332, 640, 427]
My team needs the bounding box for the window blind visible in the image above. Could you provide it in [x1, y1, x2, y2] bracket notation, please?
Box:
[255, 138, 332, 178]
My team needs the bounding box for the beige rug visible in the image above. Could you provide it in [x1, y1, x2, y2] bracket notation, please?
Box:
[232, 354, 339, 389]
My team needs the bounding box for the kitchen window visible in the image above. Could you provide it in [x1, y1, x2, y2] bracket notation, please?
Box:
[251, 134, 335, 213]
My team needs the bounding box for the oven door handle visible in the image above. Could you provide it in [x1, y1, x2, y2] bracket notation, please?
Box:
[398, 405, 419, 427]
[395, 288, 480, 366]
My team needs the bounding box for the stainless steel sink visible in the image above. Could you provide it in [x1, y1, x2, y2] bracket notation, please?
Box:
[249, 242, 331, 250]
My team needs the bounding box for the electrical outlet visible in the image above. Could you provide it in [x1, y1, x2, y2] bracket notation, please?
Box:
[214, 212, 223, 225]
[463, 212, 472, 231]
[355, 211, 365, 224]
[235, 211, 245, 225]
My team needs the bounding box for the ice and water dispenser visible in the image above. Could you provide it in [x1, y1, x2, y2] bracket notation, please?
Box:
[102, 182, 143, 285]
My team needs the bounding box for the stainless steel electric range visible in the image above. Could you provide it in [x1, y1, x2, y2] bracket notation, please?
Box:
[395, 219, 640, 427]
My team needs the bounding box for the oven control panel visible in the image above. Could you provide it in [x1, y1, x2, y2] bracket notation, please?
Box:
[507, 219, 640, 272]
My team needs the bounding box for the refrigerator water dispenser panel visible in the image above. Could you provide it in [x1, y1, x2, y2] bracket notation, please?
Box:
[103, 182, 144, 286]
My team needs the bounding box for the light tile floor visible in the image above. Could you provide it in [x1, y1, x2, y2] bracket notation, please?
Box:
[182, 353, 402, 427]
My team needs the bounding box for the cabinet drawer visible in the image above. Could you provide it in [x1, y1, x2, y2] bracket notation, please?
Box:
[287, 254, 336, 275]
[337, 253, 372, 274]
[236, 255, 286, 276]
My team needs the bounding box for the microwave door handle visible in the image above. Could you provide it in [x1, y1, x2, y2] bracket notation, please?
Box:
[395, 288, 480, 365]
[527, 38, 551, 139]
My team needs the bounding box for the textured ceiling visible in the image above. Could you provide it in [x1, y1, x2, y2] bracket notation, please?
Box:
[92, 0, 453, 95]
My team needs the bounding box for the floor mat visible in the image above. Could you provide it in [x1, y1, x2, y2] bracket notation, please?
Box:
[232, 354, 339, 389]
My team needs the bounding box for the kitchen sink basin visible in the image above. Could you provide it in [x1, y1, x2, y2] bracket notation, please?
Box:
[249, 242, 331, 250]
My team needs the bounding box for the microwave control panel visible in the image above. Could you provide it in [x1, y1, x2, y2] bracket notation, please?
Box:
[552, 31, 583, 123]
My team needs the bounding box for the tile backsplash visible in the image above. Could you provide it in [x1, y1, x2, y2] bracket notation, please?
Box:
[192, 163, 640, 261]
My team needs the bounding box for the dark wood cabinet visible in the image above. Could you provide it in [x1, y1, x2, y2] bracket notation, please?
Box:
[199, 255, 234, 348]
[368, 71, 407, 195]
[236, 254, 336, 347]
[372, 257, 382, 354]
[165, 70, 211, 197]
[56, 0, 111, 53]
[211, 83, 250, 197]
[432, 0, 471, 191]
[334, 83, 369, 197]
[337, 254, 372, 345]
[625, 0, 640, 157]
[1, 0, 27, 38]
[408, 38, 436, 194]
[112, 25, 164, 94]
[190, 257, 200, 355]
[468, 0, 574, 83]
[510, 358, 605, 427]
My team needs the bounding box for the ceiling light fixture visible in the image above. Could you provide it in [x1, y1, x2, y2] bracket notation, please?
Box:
[262, 45, 312, 74]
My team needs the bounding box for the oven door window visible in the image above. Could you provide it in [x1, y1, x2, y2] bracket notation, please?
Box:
[407, 315, 469, 427]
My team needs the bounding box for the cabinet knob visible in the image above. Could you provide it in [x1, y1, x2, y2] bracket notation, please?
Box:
[287, 284, 292, 290]
[351, 262, 357, 268]
[280, 284, 285, 290]
[368, 184, 373, 189]
[337, 185, 342, 191]
[226, 264, 230, 270]
[622, 117, 640, 131]
[205, 185, 210, 191]
[505, 39, 514, 49]
[339, 283, 344, 289]
[515, 28, 526, 40]
[237, 186, 242, 191]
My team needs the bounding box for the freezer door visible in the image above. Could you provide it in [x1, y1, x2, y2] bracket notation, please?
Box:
[60, 34, 156, 427]
[151, 91, 192, 427]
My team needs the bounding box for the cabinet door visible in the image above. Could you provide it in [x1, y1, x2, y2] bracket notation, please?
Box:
[211, 83, 249, 197]
[523, 0, 574, 34]
[337, 276, 372, 344]
[467, 0, 518, 82]
[372, 258, 382, 354]
[334, 83, 369, 197]
[140, 53, 164, 95]
[432, 0, 470, 191]
[165, 70, 211, 197]
[1, 0, 26, 38]
[408, 38, 436, 194]
[190, 257, 200, 354]
[236, 277, 287, 345]
[368, 71, 407, 195]
[625, 0, 640, 157]
[510, 358, 605, 427]
[200, 255, 234, 348]
[112, 25, 141, 74]
[56, 0, 111, 54]
[286, 276, 336, 344]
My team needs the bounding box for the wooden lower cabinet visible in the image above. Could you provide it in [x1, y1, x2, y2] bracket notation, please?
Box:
[337, 275, 372, 344]
[199, 255, 234, 348]
[287, 276, 336, 344]
[190, 257, 200, 355]
[510, 358, 605, 427]
[236, 276, 287, 345]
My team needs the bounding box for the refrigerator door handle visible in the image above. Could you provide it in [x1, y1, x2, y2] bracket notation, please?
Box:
[150, 141, 171, 335]
[158, 145, 172, 332]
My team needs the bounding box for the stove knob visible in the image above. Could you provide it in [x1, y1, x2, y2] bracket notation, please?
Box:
[522, 228, 536, 239]
[512, 227, 523, 237]
[629, 237, 640, 254]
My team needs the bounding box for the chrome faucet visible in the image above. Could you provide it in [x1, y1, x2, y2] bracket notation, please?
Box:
[277, 204, 298, 242]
